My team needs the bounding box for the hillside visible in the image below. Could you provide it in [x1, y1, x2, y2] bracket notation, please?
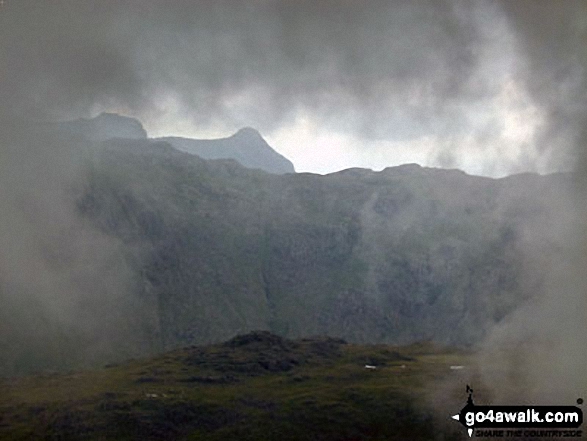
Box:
[0, 331, 469, 440]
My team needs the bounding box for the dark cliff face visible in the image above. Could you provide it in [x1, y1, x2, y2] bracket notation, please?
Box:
[0, 122, 571, 375]
[77, 138, 569, 350]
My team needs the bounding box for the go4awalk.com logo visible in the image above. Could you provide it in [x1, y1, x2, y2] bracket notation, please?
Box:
[451, 385, 583, 438]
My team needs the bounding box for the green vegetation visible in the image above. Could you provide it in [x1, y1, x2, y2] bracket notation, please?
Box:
[0, 332, 469, 440]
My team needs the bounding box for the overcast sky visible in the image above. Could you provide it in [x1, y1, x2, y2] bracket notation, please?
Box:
[1, 0, 585, 176]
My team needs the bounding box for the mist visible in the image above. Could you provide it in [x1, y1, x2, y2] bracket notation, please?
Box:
[473, 1, 587, 404]
[0, 0, 585, 405]
[0, 119, 153, 374]
[475, 175, 586, 403]
[1, 1, 584, 175]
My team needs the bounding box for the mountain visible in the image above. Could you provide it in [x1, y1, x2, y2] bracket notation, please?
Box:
[158, 127, 295, 174]
[56, 114, 294, 174]
[56, 112, 148, 140]
[0, 122, 571, 375]
[79, 140, 568, 347]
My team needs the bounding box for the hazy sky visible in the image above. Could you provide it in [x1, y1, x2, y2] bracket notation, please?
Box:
[1, 1, 585, 176]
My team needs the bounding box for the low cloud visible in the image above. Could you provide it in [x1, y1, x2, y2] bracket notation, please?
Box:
[2, 1, 583, 175]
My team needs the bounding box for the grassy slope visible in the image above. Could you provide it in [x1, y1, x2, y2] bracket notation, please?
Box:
[0, 332, 471, 440]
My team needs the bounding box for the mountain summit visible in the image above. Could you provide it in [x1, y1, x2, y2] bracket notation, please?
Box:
[54, 114, 295, 174]
[158, 129, 295, 174]
[232, 126, 264, 141]
[57, 113, 148, 141]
